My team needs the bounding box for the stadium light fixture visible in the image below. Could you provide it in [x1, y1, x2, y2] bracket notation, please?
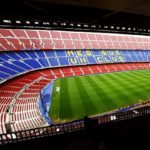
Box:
[69, 23, 74, 26]
[25, 21, 30, 24]
[77, 24, 81, 27]
[122, 27, 126, 30]
[43, 22, 50, 25]
[91, 25, 96, 28]
[61, 22, 66, 26]
[98, 25, 101, 28]
[111, 26, 114, 29]
[53, 22, 58, 26]
[34, 21, 39, 25]
[3, 19, 11, 23]
[84, 24, 88, 28]
[133, 28, 136, 31]
[128, 27, 131, 31]
[116, 26, 120, 30]
[56, 128, 60, 132]
[16, 20, 21, 24]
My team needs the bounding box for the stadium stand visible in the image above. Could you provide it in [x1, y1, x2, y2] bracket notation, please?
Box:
[0, 29, 150, 51]
[0, 28, 150, 143]
[0, 63, 150, 134]
[0, 49, 150, 82]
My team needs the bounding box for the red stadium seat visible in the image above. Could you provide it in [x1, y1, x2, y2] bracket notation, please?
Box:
[61, 32, 71, 39]
[25, 30, 39, 38]
[0, 29, 15, 38]
[38, 30, 51, 39]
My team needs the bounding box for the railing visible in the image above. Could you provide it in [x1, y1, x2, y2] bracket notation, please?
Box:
[0, 120, 85, 145]
[1, 105, 150, 145]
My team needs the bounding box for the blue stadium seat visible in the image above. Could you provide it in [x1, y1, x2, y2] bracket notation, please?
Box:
[3, 62, 25, 72]
[87, 56, 96, 64]
[38, 58, 50, 68]
[48, 58, 59, 66]
[0, 58, 5, 63]
[120, 50, 129, 56]
[92, 50, 101, 55]
[129, 51, 138, 61]
[36, 51, 46, 58]
[142, 55, 148, 62]
[58, 57, 69, 66]
[124, 55, 132, 62]
[0, 65, 18, 75]
[0, 52, 12, 62]
[12, 61, 32, 70]
[0, 72, 10, 78]
[24, 59, 42, 68]
[148, 56, 150, 61]
[137, 55, 144, 61]
[17, 51, 31, 59]
[45, 51, 56, 58]
[55, 50, 66, 57]
[27, 51, 38, 58]
[8, 52, 21, 60]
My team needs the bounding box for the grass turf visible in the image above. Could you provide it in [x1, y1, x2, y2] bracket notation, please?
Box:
[49, 70, 150, 124]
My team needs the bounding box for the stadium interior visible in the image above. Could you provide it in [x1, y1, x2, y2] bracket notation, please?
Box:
[1, 0, 150, 150]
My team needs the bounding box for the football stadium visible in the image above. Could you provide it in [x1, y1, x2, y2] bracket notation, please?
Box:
[1, 0, 150, 149]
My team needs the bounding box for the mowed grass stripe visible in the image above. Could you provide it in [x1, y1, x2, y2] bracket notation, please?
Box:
[124, 70, 150, 78]
[115, 70, 150, 84]
[103, 72, 150, 102]
[114, 71, 150, 92]
[107, 70, 150, 87]
[85, 76, 119, 111]
[59, 78, 72, 120]
[103, 74, 140, 103]
[78, 76, 108, 113]
[99, 71, 150, 103]
[74, 77, 98, 116]
[121, 71, 150, 101]
[67, 78, 85, 120]
[95, 74, 135, 105]
[111, 70, 150, 80]
[82, 76, 108, 112]
[114, 72, 150, 101]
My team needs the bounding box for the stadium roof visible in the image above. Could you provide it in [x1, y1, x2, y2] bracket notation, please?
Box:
[1, 0, 150, 33]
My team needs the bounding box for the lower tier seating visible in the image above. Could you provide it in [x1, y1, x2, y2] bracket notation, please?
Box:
[0, 62, 150, 134]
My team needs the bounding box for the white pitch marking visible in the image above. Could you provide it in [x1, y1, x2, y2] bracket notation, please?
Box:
[56, 87, 60, 93]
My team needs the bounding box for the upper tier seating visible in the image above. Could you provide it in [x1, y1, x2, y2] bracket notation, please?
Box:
[0, 29, 150, 50]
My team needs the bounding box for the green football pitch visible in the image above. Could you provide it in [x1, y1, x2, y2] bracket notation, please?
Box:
[49, 70, 150, 124]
